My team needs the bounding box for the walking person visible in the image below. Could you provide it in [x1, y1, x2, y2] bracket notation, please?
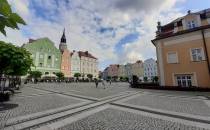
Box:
[102, 79, 106, 89]
[109, 79, 112, 85]
[95, 79, 98, 88]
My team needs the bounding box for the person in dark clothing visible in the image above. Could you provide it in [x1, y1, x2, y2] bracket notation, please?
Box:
[95, 79, 99, 88]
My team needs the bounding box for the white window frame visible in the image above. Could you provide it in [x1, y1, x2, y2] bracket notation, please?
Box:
[167, 52, 178, 64]
[187, 20, 196, 29]
[190, 48, 205, 61]
[176, 75, 193, 87]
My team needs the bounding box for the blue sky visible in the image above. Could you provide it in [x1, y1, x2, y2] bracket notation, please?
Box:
[1, 0, 210, 70]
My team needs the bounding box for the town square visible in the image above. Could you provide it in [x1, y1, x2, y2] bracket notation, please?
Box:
[1, 0, 210, 130]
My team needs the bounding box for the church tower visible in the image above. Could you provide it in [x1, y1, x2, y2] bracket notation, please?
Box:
[59, 29, 67, 52]
[59, 28, 71, 77]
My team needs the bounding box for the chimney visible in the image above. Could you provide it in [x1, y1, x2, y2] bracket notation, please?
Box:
[156, 21, 162, 35]
[29, 38, 35, 43]
[188, 10, 191, 14]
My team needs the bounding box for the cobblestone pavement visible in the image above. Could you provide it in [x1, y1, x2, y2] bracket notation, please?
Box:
[122, 94, 210, 116]
[14, 87, 51, 97]
[58, 107, 210, 130]
[0, 90, 86, 128]
[30, 82, 136, 99]
[1, 83, 210, 130]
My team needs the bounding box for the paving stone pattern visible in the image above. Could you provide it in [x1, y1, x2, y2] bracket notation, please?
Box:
[124, 94, 210, 116]
[32, 83, 135, 99]
[0, 94, 83, 128]
[59, 108, 208, 130]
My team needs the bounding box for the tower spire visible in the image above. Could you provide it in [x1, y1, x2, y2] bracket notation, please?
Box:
[59, 28, 67, 52]
[61, 28, 66, 43]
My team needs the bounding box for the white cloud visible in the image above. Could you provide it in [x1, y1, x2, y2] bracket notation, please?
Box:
[3, 0, 186, 70]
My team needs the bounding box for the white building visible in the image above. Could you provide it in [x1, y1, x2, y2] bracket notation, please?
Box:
[143, 58, 158, 80]
[70, 51, 98, 78]
[79, 51, 98, 78]
[71, 50, 81, 77]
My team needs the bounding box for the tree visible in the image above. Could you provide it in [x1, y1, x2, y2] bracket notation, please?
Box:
[120, 76, 123, 81]
[144, 77, 148, 82]
[0, 41, 33, 76]
[87, 74, 93, 80]
[29, 71, 42, 79]
[74, 73, 81, 78]
[152, 76, 159, 83]
[125, 77, 129, 82]
[113, 76, 118, 81]
[0, 0, 26, 36]
[55, 72, 64, 80]
[0, 0, 27, 102]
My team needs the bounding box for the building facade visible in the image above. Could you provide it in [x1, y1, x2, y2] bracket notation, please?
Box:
[79, 51, 98, 78]
[143, 58, 158, 80]
[107, 64, 120, 78]
[131, 60, 144, 80]
[59, 30, 71, 77]
[23, 38, 61, 75]
[152, 9, 210, 88]
[118, 65, 126, 77]
[71, 50, 81, 77]
[102, 60, 144, 80]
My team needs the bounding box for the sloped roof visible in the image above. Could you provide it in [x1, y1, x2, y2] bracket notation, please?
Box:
[78, 51, 97, 59]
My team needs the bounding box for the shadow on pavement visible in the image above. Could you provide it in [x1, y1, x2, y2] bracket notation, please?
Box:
[0, 103, 18, 111]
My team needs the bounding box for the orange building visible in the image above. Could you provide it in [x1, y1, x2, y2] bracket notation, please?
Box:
[152, 9, 210, 88]
[59, 29, 71, 77]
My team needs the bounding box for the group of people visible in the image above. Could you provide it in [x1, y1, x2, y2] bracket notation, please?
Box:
[94, 79, 112, 89]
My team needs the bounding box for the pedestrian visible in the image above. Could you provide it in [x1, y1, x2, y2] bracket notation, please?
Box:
[109, 79, 112, 85]
[95, 79, 98, 88]
[102, 79, 106, 89]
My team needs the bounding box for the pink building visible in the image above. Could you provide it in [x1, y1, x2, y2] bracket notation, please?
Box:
[107, 64, 120, 77]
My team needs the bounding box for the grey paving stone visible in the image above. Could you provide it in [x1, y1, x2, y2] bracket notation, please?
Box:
[0, 93, 84, 129]
[58, 108, 208, 130]
[32, 82, 136, 99]
[123, 94, 210, 117]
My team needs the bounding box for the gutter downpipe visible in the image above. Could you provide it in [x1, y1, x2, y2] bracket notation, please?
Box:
[201, 29, 210, 74]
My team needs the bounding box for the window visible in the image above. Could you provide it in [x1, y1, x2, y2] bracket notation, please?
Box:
[167, 52, 178, 63]
[187, 21, 196, 29]
[176, 75, 192, 87]
[45, 72, 49, 75]
[40, 55, 43, 58]
[39, 63, 43, 67]
[191, 48, 204, 61]
[48, 56, 52, 60]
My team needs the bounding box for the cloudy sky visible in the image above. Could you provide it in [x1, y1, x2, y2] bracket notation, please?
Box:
[1, 0, 210, 70]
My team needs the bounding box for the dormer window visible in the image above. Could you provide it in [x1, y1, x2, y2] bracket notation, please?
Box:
[188, 21, 196, 29]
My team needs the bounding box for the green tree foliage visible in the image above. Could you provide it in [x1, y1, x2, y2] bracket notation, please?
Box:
[0, 41, 33, 76]
[113, 76, 118, 81]
[55, 72, 64, 80]
[74, 73, 81, 78]
[29, 71, 42, 79]
[0, 0, 26, 36]
[144, 77, 148, 82]
[87, 74, 93, 80]
[107, 76, 111, 80]
[152, 76, 159, 83]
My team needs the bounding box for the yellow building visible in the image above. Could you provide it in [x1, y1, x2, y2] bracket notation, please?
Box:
[152, 9, 210, 88]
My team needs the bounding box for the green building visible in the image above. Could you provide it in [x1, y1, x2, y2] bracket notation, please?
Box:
[23, 38, 61, 75]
